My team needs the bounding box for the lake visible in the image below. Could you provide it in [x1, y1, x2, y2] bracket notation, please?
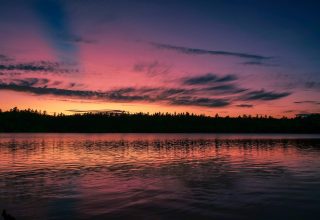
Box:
[1, 133, 320, 219]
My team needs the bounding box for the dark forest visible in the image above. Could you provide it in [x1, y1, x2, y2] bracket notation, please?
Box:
[0, 108, 319, 133]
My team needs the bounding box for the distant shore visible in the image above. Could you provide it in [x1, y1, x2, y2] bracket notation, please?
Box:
[1, 108, 319, 133]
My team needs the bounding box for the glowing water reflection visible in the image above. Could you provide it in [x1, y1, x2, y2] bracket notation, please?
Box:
[0, 133, 320, 219]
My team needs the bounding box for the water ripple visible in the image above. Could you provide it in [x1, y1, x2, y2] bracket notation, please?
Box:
[0, 133, 320, 219]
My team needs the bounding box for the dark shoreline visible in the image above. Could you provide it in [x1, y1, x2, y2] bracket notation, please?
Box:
[1, 108, 319, 133]
[1, 131, 320, 134]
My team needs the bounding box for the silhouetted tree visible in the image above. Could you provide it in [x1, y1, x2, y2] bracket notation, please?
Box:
[0, 108, 319, 133]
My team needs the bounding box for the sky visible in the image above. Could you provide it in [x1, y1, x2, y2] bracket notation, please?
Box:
[0, 0, 319, 117]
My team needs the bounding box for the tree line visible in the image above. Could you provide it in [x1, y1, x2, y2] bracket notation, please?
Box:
[0, 107, 319, 133]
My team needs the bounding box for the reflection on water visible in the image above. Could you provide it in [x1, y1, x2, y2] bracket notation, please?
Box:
[0, 133, 320, 219]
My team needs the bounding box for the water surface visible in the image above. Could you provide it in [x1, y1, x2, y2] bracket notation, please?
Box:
[1, 133, 320, 219]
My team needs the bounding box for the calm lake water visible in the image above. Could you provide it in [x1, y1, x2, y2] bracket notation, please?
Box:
[1, 133, 320, 220]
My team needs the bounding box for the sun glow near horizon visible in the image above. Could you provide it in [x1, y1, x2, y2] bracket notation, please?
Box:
[0, 0, 319, 117]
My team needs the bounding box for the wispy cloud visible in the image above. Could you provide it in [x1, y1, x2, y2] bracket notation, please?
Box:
[66, 109, 127, 114]
[0, 54, 13, 62]
[0, 72, 22, 77]
[236, 104, 253, 108]
[158, 88, 192, 98]
[8, 78, 50, 87]
[283, 110, 295, 113]
[241, 90, 291, 101]
[0, 77, 292, 108]
[0, 82, 96, 97]
[133, 61, 171, 76]
[152, 42, 272, 60]
[294, 100, 320, 105]
[241, 61, 278, 67]
[0, 61, 78, 74]
[305, 81, 320, 90]
[204, 84, 247, 94]
[0, 79, 230, 108]
[182, 73, 237, 85]
[0, 63, 54, 72]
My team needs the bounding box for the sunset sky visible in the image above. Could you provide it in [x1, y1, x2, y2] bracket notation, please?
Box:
[0, 0, 319, 117]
